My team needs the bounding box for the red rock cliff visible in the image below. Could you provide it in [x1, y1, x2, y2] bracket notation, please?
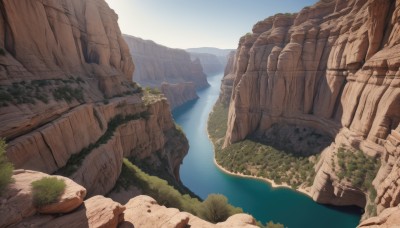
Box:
[0, 0, 188, 197]
[223, 0, 400, 221]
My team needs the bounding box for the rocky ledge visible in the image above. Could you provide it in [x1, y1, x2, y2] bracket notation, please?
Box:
[1, 170, 257, 228]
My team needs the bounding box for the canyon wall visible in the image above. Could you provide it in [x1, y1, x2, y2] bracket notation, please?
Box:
[189, 52, 225, 76]
[223, 0, 400, 220]
[161, 82, 199, 110]
[0, 0, 188, 198]
[123, 34, 208, 109]
[123, 34, 208, 89]
[218, 51, 237, 105]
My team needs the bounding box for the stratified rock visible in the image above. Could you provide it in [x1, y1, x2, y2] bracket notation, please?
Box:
[222, 0, 400, 218]
[2, 0, 188, 199]
[358, 206, 400, 228]
[123, 35, 209, 89]
[161, 82, 199, 109]
[0, 170, 86, 227]
[120, 195, 258, 228]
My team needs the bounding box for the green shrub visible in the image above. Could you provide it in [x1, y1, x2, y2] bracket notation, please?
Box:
[0, 139, 13, 195]
[53, 85, 84, 103]
[200, 194, 242, 223]
[31, 177, 66, 207]
[265, 221, 285, 228]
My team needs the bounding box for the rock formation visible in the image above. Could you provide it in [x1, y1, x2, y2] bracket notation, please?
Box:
[121, 195, 258, 228]
[222, 0, 400, 222]
[0, 0, 187, 200]
[358, 206, 400, 228]
[1, 170, 257, 228]
[123, 34, 208, 89]
[189, 52, 225, 76]
[161, 82, 199, 109]
[123, 34, 208, 109]
[218, 51, 237, 105]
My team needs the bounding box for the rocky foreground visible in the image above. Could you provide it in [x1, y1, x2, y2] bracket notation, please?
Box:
[0, 170, 257, 228]
[220, 0, 400, 223]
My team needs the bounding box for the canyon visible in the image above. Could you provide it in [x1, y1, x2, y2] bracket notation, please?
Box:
[123, 35, 208, 109]
[0, 0, 255, 227]
[219, 0, 400, 225]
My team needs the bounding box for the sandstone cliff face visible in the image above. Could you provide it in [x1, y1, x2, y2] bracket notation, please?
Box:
[123, 35, 209, 89]
[161, 82, 199, 110]
[1, 0, 188, 199]
[223, 0, 400, 219]
[218, 51, 237, 106]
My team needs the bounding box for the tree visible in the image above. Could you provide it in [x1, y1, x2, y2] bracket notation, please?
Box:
[0, 139, 13, 195]
[200, 194, 242, 223]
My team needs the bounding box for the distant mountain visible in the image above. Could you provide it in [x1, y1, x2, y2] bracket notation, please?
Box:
[186, 47, 234, 57]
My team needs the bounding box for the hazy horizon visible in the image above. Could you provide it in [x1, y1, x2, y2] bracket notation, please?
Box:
[106, 0, 319, 49]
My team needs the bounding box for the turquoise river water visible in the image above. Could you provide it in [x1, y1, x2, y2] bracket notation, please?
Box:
[172, 73, 362, 228]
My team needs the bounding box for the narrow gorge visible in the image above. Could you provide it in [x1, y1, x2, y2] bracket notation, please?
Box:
[212, 0, 400, 226]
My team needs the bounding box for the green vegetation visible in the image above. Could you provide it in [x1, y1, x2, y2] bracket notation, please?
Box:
[58, 112, 150, 176]
[200, 194, 242, 223]
[216, 139, 317, 188]
[208, 102, 317, 189]
[334, 147, 380, 217]
[0, 139, 13, 195]
[53, 85, 84, 103]
[31, 177, 66, 207]
[0, 78, 86, 106]
[335, 147, 380, 191]
[115, 159, 242, 223]
[208, 102, 229, 141]
[145, 86, 161, 95]
[264, 221, 285, 228]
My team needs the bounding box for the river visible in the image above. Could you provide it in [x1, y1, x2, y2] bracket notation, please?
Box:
[172, 73, 361, 228]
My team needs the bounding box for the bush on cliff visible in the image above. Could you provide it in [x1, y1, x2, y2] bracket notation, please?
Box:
[200, 194, 242, 223]
[0, 139, 13, 195]
[31, 177, 66, 207]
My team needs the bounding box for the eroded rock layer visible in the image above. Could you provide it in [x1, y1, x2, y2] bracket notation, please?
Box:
[1, 0, 188, 199]
[123, 34, 209, 89]
[161, 82, 199, 110]
[223, 0, 400, 220]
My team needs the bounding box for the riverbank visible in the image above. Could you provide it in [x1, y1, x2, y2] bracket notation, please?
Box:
[212, 157, 312, 198]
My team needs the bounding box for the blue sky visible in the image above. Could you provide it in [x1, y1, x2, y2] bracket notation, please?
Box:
[105, 0, 319, 49]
